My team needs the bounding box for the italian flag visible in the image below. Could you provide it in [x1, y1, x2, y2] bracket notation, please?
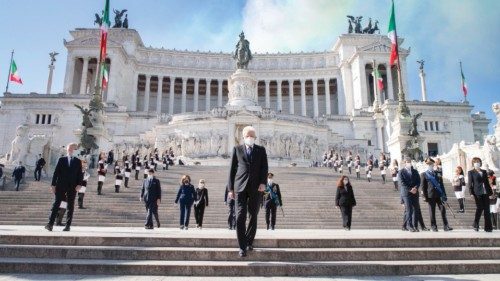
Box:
[375, 69, 384, 90]
[9, 60, 23, 84]
[460, 62, 468, 97]
[102, 64, 109, 88]
[99, 0, 111, 63]
[387, 0, 398, 66]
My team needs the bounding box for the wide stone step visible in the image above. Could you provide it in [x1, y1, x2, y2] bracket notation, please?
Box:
[1, 258, 499, 276]
[1, 245, 499, 261]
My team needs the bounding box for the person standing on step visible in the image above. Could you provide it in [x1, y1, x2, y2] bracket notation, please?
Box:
[141, 168, 161, 229]
[487, 171, 497, 229]
[107, 150, 114, 166]
[78, 161, 89, 209]
[143, 158, 150, 179]
[194, 179, 209, 229]
[355, 161, 361, 179]
[34, 154, 46, 181]
[175, 175, 196, 230]
[264, 173, 283, 230]
[45, 143, 83, 232]
[335, 175, 356, 231]
[398, 157, 421, 232]
[135, 158, 141, 180]
[452, 166, 466, 213]
[227, 125, 269, 257]
[124, 161, 131, 188]
[225, 184, 236, 230]
[97, 160, 106, 195]
[468, 157, 494, 232]
[380, 165, 387, 184]
[421, 158, 453, 232]
[366, 160, 373, 182]
[391, 160, 399, 191]
[115, 166, 123, 193]
[12, 162, 26, 191]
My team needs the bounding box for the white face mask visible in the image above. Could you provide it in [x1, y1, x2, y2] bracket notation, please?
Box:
[405, 163, 412, 169]
[428, 164, 434, 171]
[244, 137, 255, 146]
[343, 180, 349, 185]
[473, 162, 481, 169]
[199, 183, 205, 188]
[147, 174, 153, 179]
[267, 179, 273, 185]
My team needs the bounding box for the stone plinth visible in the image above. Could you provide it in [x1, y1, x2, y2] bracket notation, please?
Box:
[227, 69, 258, 108]
[387, 116, 423, 161]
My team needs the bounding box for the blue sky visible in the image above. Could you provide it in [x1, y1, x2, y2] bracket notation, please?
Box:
[1, 0, 499, 132]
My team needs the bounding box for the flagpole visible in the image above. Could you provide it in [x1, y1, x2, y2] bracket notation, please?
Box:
[391, 0, 410, 118]
[5, 50, 14, 94]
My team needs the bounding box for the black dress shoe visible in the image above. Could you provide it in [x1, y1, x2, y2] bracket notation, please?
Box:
[44, 224, 53, 231]
[145, 225, 153, 229]
[62, 226, 70, 232]
[157, 223, 160, 228]
[247, 245, 254, 251]
[402, 227, 409, 231]
[239, 249, 247, 257]
[421, 227, 430, 231]
[444, 226, 453, 231]
[485, 229, 493, 232]
[409, 228, 418, 232]
[473, 226, 479, 232]
[431, 228, 438, 232]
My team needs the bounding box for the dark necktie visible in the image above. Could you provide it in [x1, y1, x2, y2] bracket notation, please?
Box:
[246, 146, 252, 161]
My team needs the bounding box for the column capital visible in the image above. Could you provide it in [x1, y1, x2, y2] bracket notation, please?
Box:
[324, 78, 331, 84]
[300, 78, 306, 83]
[194, 77, 200, 83]
[182, 77, 188, 82]
[145, 74, 152, 79]
[205, 78, 212, 83]
[264, 79, 270, 84]
[288, 79, 295, 84]
[312, 78, 318, 83]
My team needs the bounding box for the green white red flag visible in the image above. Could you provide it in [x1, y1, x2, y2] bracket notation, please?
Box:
[374, 68, 384, 90]
[460, 62, 468, 97]
[387, 0, 398, 66]
[99, 0, 111, 63]
[9, 60, 23, 84]
[102, 64, 109, 88]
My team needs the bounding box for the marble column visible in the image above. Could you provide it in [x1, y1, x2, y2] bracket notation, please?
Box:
[217, 79, 223, 107]
[181, 77, 187, 113]
[169, 77, 175, 115]
[288, 80, 294, 115]
[312, 79, 319, 118]
[63, 55, 76, 94]
[205, 79, 211, 111]
[193, 78, 199, 112]
[156, 76, 163, 114]
[300, 79, 306, 117]
[336, 76, 346, 115]
[132, 73, 139, 111]
[143, 74, 151, 112]
[265, 80, 270, 108]
[79, 57, 89, 95]
[386, 65, 395, 100]
[277, 80, 282, 112]
[324, 78, 331, 115]
[419, 69, 427, 101]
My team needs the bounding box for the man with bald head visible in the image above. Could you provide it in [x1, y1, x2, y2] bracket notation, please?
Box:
[228, 126, 268, 257]
[45, 143, 83, 232]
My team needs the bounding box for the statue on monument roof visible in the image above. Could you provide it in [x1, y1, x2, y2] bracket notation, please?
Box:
[113, 9, 128, 28]
[408, 112, 422, 137]
[233, 31, 252, 69]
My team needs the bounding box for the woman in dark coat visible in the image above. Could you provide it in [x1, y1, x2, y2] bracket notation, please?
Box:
[335, 175, 356, 230]
[175, 175, 196, 230]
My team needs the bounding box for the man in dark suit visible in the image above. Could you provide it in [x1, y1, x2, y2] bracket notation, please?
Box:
[398, 157, 421, 232]
[421, 158, 452, 232]
[141, 168, 161, 229]
[45, 143, 83, 231]
[12, 162, 26, 191]
[34, 154, 46, 181]
[228, 126, 268, 257]
[468, 157, 494, 232]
